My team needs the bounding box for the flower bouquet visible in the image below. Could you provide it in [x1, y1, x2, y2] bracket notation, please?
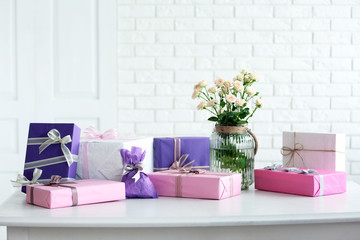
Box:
[192, 68, 263, 190]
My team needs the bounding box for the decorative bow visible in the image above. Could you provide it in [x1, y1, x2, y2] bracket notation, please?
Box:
[282, 167, 300, 173]
[11, 168, 43, 187]
[169, 154, 195, 172]
[123, 162, 143, 183]
[39, 129, 74, 167]
[83, 126, 119, 140]
[120, 147, 146, 183]
[298, 169, 319, 175]
[282, 167, 319, 175]
[44, 175, 63, 186]
[27, 175, 78, 206]
[264, 164, 283, 170]
[186, 169, 206, 174]
[281, 142, 306, 168]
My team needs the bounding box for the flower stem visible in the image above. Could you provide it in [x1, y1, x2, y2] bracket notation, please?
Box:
[245, 106, 258, 121]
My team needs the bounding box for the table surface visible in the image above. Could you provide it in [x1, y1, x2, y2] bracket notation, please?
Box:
[1, 182, 360, 228]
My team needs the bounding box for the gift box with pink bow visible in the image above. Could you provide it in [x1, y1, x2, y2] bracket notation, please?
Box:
[282, 131, 346, 171]
[76, 126, 153, 181]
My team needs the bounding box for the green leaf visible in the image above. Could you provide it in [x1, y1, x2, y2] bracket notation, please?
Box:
[208, 116, 218, 122]
[220, 100, 225, 108]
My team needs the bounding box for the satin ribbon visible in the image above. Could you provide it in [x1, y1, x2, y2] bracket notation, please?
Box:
[172, 171, 233, 198]
[169, 138, 196, 172]
[123, 162, 143, 183]
[39, 129, 74, 167]
[169, 154, 195, 172]
[29, 175, 78, 206]
[298, 168, 324, 196]
[83, 126, 119, 139]
[11, 168, 43, 187]
[264, 163, 282, 171]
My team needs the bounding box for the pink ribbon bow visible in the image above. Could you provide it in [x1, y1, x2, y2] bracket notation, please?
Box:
[83, 126, 119, 140]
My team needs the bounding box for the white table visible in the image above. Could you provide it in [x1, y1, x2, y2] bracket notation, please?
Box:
[1, 182, 360, 240]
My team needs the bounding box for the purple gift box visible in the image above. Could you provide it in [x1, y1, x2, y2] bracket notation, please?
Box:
[153, 137, 209, 171]
[22, 123, 81, 193]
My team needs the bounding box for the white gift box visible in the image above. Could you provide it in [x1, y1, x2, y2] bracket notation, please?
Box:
[76, 137, 153, 181]
[282, 131, 345, 171]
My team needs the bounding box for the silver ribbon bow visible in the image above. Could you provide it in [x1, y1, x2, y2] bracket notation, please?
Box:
[11, 168, 43, 187]
[264, 163, 283, 170]
[295, 168, 324, 196]
[39, 129, 74, 167]
[282, 167, 300, 173]
[123, 162, 143, 183]
[298, 169, 319, 175]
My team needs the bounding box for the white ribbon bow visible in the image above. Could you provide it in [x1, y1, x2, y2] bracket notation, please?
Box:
[123, 162, 143, 183]
[264, 163, 283, 170]
[39, 129, 74, 167]
[11, 168, 43, 187]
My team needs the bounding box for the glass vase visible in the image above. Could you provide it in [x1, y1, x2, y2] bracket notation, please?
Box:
[210, 125, 257, 190]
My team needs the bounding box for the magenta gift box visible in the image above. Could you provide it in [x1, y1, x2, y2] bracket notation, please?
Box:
[148, 170, 241, 200]
[255, 168, 346, 197]
[26, 179, 125, 209]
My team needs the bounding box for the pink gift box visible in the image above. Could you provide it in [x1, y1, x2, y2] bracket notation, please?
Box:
[255, 168, 346, 197]
[282, 131, 345, 171]
[147, 170, 241, 200]
[26, 179, 125, 209]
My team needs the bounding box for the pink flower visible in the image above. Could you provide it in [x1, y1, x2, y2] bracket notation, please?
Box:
[192, 90, 199, 99]
[250, 73, 258, 81]
[223, 87, 230, 93]
[199, 80, 207, 87]
[246, 86, 256, 95]
[236, 99, 246, 107]
[224, 80, 232, 87]
[215, 78, 224, 87]
[197, 101, 206, 110]
[206, 99, 219, 107]
[256, 98, 263, 108]
[233, 80, 244, 92]
[208, 86, 217, 93]
[225, 94, 236, 103]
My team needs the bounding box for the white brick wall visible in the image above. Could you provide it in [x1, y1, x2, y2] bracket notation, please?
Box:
[117, 0, 360, 183]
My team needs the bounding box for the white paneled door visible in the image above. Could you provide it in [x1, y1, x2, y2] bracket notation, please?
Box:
[0, 0, 117, 201]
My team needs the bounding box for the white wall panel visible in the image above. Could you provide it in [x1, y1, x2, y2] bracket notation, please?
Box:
[55, 118, 99, 131]
[0, 0, 16, 100]
[0, 3, 117, 239]
[53, 0, 99, 99]
[0, 119, 18, 154]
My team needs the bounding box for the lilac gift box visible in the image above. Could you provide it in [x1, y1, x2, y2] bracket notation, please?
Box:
[26, 179, 125, 209]
[153, 137, 209, 171]
[22, 123, 81, 193]
[255, 167, 346, 197]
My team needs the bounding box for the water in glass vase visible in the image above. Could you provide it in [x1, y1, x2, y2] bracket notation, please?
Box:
[210, 125, 256, 190]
